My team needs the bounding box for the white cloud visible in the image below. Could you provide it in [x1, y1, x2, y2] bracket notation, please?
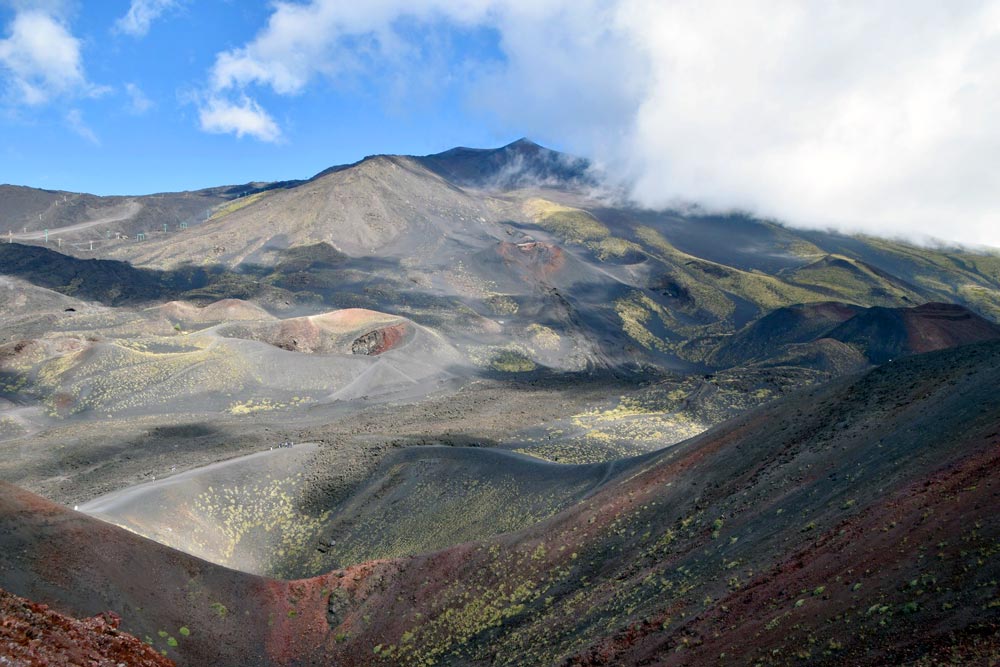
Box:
[205, 0, 1000, 247]
[66, 108, 98, 144]
[125, 82, 152, 114]
[115, 0, 179, 37]
[0, 9, 99, 105]
[199, 95, 281, 142]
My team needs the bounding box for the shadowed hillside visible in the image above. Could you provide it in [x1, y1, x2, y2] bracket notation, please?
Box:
[712, 301, 1000, 368]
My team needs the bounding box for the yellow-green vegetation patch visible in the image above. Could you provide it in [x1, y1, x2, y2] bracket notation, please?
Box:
[208, 191, 271, 221]
[485, 293, 519, 316]
[228, 396, 310, 415]
[527, 324, 561, 351]
[635, 225, 824, 312]
[615, 291, 672, 352]
[523, 198, 643, 263]
[192, 474, 330, 578]
[957, 284, 1000, 321]
[0, 374, 28, 394]
[849, 236, 1000, 317]
[589, 236, 644, 261]
[490, 347, 537, 373]
[523, 198, 609, 243]
[515, 441, 639, 464]
[466, 344, 538, 372]
[569, 396, 706, 449]
[788, 254, 919, 305]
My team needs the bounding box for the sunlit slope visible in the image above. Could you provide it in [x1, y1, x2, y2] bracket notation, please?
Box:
[0, 305, 463, 419]
[79, 444, 633, 580]
[113, 155, 509, 269]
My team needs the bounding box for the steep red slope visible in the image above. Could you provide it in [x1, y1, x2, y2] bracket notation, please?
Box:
[900, 301, 1000, 352]
[0, 587, 175, 666]
[0, 484, 331, 667]
[715, 301, 1000, 368]
[826, 301, 1000, 364]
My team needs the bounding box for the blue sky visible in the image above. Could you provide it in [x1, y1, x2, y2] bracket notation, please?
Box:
[0, 1, 515, 195]
[0, 1, 998, 248]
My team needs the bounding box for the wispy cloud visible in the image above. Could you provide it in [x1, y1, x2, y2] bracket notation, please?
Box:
[125, 82, 152, 114]
[66, 108, 99, 144]
[0, 8, 104, 105]
[115, 0, 179, 38]
[199, 95, 281, 142]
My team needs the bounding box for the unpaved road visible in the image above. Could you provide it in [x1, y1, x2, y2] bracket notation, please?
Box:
[7, 201, 142, 240]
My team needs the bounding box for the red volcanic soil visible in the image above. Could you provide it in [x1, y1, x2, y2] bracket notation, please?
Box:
[497, 240, 566, 281]
[0, 483, 332, 667]
[310, 308, 400, 332]
[827, 302, 1000, 364]
[901, 302, 1000, 353]
[717, 301, 1000, 369]
[0, 587, 174, 666]
[351, 323, 409, 355]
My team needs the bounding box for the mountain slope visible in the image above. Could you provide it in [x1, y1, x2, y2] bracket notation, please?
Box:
[826, 301, 1000, 363]
[0, 341, 997, 666]
[113, 155, 508, 268]
[6, 140, 1000, 377]
[314, 340, 1000, 666]
[415, 138, 594, 189]
[711, 301, 1000, 368]
[0, 587, 174, 667]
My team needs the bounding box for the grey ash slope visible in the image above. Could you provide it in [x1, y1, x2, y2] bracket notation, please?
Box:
[3, 140, 1000, 472]
[0, 183, 271, 249]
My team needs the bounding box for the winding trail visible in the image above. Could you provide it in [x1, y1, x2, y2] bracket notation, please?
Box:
[7, 201, 142, 240]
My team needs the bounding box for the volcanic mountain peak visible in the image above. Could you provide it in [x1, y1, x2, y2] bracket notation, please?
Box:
[415, 137, 593, 190]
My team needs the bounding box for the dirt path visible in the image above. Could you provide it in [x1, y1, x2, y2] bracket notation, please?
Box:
[79, 442, 319, 515]
[7, 201, 142, 240]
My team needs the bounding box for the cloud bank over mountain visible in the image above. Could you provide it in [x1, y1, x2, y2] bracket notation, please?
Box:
[204, 0, 1000, 247]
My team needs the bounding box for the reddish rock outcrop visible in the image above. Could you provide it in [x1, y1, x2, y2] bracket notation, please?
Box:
[351, 323, 409, 355]
[0, 587, 175, 667]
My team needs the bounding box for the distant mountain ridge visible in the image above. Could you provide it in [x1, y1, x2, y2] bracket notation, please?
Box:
[4, 138, 1000, 377]
[712, 301, 1000, 368]
[415, 137, 595, 189]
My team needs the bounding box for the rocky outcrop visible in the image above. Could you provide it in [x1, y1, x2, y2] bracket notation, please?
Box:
[0, 587, 174, 666]
[351, 323, 409, 355]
